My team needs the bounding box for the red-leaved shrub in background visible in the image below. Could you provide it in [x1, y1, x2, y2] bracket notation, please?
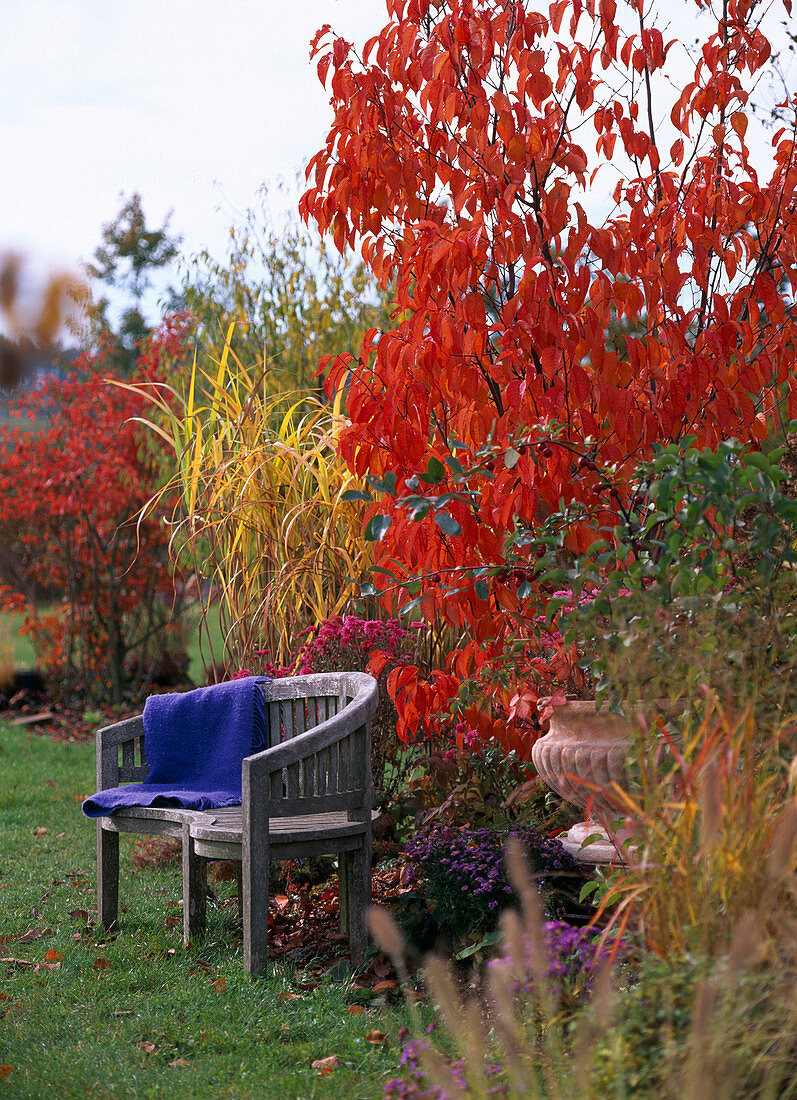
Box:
[0, 315, 190, 705]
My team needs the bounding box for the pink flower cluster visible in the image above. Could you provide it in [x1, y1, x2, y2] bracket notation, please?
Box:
[294, 616, 415, 676]
[535, 586, 599, 647]
[233, 648, 291, 681]
[447, 719, 480, 761]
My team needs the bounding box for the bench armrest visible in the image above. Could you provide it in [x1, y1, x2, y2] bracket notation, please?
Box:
[243, 674, 378, 819]
[96, 715, 147, 789]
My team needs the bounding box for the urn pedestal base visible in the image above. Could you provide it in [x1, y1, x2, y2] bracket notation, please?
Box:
[559, 820, 630, 865]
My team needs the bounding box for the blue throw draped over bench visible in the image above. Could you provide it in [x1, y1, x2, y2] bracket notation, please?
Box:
[82, 677, 269, 817]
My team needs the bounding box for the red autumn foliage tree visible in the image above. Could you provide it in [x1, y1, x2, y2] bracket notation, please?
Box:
[301, 0, 797, 756]
[0, 316, 190, 705]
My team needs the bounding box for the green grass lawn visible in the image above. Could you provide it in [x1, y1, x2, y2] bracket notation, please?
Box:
[185, 602, 226, 685]
[0, 610, 36, 670]
[0, 723, 409, 1098]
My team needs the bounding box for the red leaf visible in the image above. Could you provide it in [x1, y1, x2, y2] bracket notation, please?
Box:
[311, 1055, 339, 1074]
[730, 111, 748, 139]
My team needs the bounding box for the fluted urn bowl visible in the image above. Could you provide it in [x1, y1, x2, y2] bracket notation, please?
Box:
[531, 698, 633, 863]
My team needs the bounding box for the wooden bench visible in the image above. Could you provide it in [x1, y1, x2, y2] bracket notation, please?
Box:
[93, 671, 379, 976]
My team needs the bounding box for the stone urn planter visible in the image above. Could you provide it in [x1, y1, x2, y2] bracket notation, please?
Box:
[531, 698, 634, 864]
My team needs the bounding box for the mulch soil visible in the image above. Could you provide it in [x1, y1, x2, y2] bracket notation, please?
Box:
[0, 684, 142, 742]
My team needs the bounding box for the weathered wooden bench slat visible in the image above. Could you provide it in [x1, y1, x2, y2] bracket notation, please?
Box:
[190, 807, 371, 844]
[92, 671, 378, 977]
[293, 698, 306, 737]
[304, 752, 316, 798]
[267, 701, 282, 747]
[121, 741, 135, 775]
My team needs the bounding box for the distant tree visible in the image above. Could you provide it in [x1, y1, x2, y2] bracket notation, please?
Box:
[81, 193, 182, 371]
[180, 183, 393, 402]
[0, 315, 191, 705]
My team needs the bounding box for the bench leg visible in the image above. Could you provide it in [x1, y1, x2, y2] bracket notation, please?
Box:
[182, 827, 207, 945]
[347, 843, 371, 968]
[97, 823, 119, 929]
[243, 828, 270, 978]
[338, 852, 350, 935]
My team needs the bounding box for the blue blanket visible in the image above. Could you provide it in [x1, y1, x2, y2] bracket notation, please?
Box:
[82, 676, 270, 818]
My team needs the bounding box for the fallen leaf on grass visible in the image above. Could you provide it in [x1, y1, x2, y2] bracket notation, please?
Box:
[372, 956, 391, 978]
[93, 957, 111, 971]
[311, 1055, 339, 1075]
[0, 958, 38, 970]
[347, 1004, 366, 1015]
[68, 910, 90, 923]
[372, 980, 398, 992]
[211, 977, 227, 994]
[274, 894, 290, 911]
[168, 1058, 189, 1068]
[0, 927, 52, 946]
[366, 1030, 387, 1044]
[278, 991, 300, 1002]
[135, 1041, 156, 1054]
[43, 949, 62, 970]
[0, 1065, 13, 1081]
[32, 827, 47, 836]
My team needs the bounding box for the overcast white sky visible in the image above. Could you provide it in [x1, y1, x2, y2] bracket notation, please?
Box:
[2, 0, 793, 330]
[1, 0, 384, 314]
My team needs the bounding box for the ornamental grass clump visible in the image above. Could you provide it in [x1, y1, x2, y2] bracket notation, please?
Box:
[373, 834, 797, 1100]
[127, 323, 375, 672]
[384, 922, 613, 1099]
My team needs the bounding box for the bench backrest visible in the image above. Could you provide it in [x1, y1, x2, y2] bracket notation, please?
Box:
[100, 672, 375, 792]
[246, 672, 378, 818]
